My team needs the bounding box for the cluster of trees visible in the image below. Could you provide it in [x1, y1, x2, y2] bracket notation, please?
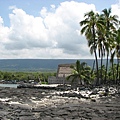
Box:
[68, 8, 120, 86]
[67, 60, 93, 85]
[0, 71, 56, 83]
[79, 8, 120, 85]
[67, 60, 120, 86]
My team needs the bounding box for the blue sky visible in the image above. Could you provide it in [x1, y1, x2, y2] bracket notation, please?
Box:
[0, 0, 118, 26]
[0, 0, 120, 59]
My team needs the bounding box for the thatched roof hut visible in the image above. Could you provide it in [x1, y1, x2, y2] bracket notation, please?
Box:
[56, 63, 75, 78]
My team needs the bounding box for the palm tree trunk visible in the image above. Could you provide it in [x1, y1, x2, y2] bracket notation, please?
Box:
[100, 49, 103, 84]
[91, 60, 95, 74]
[94, 50, 99, 85]
[112, 60, 115, 82]
[116, 57, 119, 84]
[105, 52, 109, 84]
[93, 25, 99, 86]
[110, 52, 115, 82]
[112, 61, 115, 81]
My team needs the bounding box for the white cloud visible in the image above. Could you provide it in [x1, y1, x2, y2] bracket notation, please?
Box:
[0, 1, 119, 59]
[51, 4, 56, 9]
[0, 16, 3, 25]
[0, 17, 9, 46]
[6, 8, 53, 50]
[40, 7, 48, 18]
[111, 2, 120, 19]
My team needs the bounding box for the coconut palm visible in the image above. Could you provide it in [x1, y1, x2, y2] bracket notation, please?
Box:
[109, 32, 117, 81]
[110, 28, 120, 83]
[116, 29, 120, 82]
[96, 27, 106, 83]
[108, 63, 118, 84]
[80, 11, 104, 85]
[101, 8, 119, 83]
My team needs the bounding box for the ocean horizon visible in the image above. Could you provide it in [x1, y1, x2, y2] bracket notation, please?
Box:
[0, 59, 115, 72]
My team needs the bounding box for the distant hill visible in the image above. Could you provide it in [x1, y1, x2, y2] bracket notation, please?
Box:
[0, 59, 115, 72]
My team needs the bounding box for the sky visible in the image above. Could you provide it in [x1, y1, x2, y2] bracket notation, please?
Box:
[0, 0, 120, 59]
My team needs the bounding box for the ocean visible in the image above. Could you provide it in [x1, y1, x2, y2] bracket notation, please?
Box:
[0, 84, 19, 88]
[0, 59, 111, 72]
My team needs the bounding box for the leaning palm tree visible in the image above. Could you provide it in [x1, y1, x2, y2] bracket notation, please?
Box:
[101, 8, 119, 83]
[80, 11, 104, 85]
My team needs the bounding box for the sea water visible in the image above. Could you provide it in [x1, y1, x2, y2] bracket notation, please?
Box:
[0, 84, 19, 88]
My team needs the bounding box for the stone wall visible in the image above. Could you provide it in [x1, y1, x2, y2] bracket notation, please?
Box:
[48, 76, 80, 86]
[48, 76, 72, 84]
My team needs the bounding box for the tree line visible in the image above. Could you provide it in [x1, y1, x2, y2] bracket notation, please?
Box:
[0, 71, 56, 83]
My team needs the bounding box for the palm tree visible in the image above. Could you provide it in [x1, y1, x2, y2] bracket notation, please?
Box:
[116, 29, 120, 83]
[96, 27, 106, 83]
[108, 63, 118, 84]
[109, 32, 117, 82]
[110, 28, 120, 83]
[80, 11, 103, 85]
[101, 8, 119, 83]
[66, 60, 90, 86]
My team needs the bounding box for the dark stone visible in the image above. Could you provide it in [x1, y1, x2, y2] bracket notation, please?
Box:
[17, 84, 56, 89]
[91, 99, 96, 102]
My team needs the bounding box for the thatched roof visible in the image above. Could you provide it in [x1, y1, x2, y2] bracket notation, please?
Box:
[56, 63, 75, 78]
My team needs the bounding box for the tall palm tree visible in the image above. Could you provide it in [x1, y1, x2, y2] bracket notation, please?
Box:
[116, 29, 120, 83]
[80, 11, 103, 85]
[109, 31, 117, 81]
[111, 28, 120, 83]
[97, 34, 105, 83]
[96, 20, 106, 83]
[101, 8, 119, 83]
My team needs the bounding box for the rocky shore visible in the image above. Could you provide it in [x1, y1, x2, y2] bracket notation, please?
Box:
[0, 85, 120, 120]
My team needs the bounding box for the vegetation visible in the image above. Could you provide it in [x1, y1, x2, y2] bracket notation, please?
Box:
[67, 60, 93, 85]
[0, 71, 56, 83]
[67, 8, 120, 86]
[79, 8, 120, 86]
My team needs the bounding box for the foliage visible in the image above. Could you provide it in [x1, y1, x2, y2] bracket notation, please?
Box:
[67, 60, 94, 85]
[0, 71, 56, 83]
[80, 7, 120, 85]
